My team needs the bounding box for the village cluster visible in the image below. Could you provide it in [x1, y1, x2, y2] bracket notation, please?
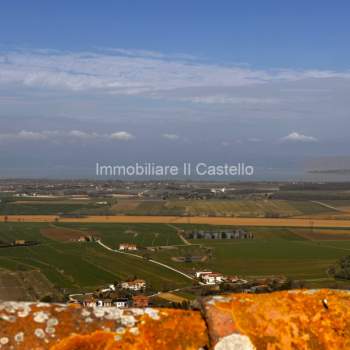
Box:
[195, 271, 247, 285]
[77, 278, 149, 308]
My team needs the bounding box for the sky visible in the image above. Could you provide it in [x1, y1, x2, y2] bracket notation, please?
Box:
[1, 1, 350, 179]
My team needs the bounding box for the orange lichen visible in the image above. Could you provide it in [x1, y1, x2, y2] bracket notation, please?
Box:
[3, 289, 350, 350]
[203, 290, 350, 350]
[50, 310, 207, 350]
[50, 331, 118, 350]
[0, 303, 208, 350]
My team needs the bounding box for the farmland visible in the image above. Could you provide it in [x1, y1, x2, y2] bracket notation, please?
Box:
[111, 199, 333, 218]
[0, 196, 337, 218]
[54, 222, 183, 247]
[0, 223, 190, 297]
[2, 221, 350, 300]
[0, 197, 113, 215]
[135, 225, 350, 288]
[4, 214, 350, 228]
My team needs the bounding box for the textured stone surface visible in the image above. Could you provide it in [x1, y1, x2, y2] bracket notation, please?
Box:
[0, 302, 208, 349]
[2, 289, 350, 349]
[202, 289, 350, 350]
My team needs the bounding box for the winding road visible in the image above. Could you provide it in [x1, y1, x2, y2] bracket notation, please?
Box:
[96, 240, 196, 282]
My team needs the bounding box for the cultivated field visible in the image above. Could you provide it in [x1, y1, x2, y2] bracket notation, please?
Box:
[0, 269, 59, 301]
[0, 223, 189, 295]
[7, 197, 334, 218]
[150, 225, 350, 287]
[3, 215, 350, 228]
[2, 221, 350, 299]
[110, 199, 333, 217]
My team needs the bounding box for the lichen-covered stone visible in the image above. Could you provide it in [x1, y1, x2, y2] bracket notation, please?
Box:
[2, 289, 350, 349]
[0, 302, 208, 349]
[202, 289, 350, 350]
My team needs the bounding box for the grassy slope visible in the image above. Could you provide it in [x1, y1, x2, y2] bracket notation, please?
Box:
[0, 223, 189, 292]
[56, 223, 183, 247]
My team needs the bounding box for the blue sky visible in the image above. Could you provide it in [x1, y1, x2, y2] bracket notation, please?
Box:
[0, 1, 350, 179]
[1, 1, 350, 69]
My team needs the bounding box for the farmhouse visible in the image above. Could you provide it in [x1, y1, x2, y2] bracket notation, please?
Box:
[121, 279, 146, 291]
[119, 243, 138, 251]
[14, 240, 26, 246]
[196, 271, 225, 285]
[195, 271, 212, 278]
[9, 240, 40, 247]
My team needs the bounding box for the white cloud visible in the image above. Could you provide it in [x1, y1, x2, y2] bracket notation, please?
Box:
[68, 130, 98, 139]
[162, 133, 179, 140]
[0, 130, 51, 141]
[281, 132, 318, 143]
[109, 131, 134, 141]
[0, 129, 135, 142]
[186, 96, 280, 105]
[1, 48, 350, 99]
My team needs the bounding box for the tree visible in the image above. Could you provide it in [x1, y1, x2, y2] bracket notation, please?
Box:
[329, 255, 350, 280]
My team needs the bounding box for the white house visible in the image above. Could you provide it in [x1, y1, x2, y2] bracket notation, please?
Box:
[121, 279, 146, 291]
[119, 243, 138, 251]
[113, 299, 129, 308]
[95, 299, 112, 307]
[197, 272, 225, 285]
[195, 271, 212, 278]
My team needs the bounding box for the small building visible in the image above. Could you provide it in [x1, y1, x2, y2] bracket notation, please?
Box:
[132, 295, 149, 308]
[113, 298, 129, 308]
[77, 235, 95, 242]
[119, 243, 138, 251]
[82, 296, 96, 308]
[14, 240, 26, 246]
[195, 271, 212, 278]
[96, 299, 112, 307]
[121, 279, 146, 291]
[197, 272, 225, 285]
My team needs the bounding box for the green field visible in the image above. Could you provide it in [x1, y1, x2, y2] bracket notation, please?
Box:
[0, 200, 110, 215]
[56, 222, 183, 247]
[0, 196, 337, 218]
[0, 223, 189, 293]
[1, 222, 350, 298]
[149, 225, 350, 287]
[111, 199, 334, 218]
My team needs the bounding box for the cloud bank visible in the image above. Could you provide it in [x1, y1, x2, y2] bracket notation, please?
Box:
[0, 130, 135, 142]
[281, 132, 318, 143]
[1, 48, 350, 100]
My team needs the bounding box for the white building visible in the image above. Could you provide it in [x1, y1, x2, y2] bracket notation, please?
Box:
[195, 271, 212, 278]
[119, 243, 138, 251]
[196, 271, 225, 285]
[113, 299, 129, 308]
[121, 279, 146, 291]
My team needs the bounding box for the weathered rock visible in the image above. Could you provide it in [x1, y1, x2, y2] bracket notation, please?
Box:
[2, 289, 350, 349]
[0, 302, 208, 349]
[202, 289, 350, 350]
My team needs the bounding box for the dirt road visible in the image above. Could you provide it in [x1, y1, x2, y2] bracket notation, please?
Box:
[3, 214, 350, 228]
